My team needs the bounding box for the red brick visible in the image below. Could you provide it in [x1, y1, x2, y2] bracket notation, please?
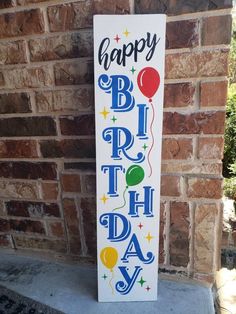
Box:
[82, 175, 96, 194]
[161, 176, 181, 196]
[63, 198, 79, 236]
[6, 201, 60, 218]
[0, 0, 15, 8]
[29, 31, 93, 62]
[0, 162, 57, 180]
[163, 111, 225, 135]
[0, 72, 5, 86]
[0, 235, 11, 248]
[10, 219, 45, 234]
[0, 140, 38, 158]
[0, 93, 31, 114]
[164, 83, 195, 108]
[194, 203, 217, 272]
[0, 218, 9, 232]
[60, 115, 95, 136]
[165, 50, 228, 79]
[54, 60, 93, 86]
[0, 117, 56, 137]
[135, 0, 232, 15]
[170, 202, 189, 267]
[162, 138, 193, 160]
[36, 87, 94, 113]
[48, 1, 130, 32]
[48, 2, 93, 32]
[0, 180, 39, 199]
[0, 41, 27, 65]
[40, 139, 95, 159]
[166, 20, 198, 49]
[41, 183, 58, 201]
[13, 235, 67, 253]
[202, 15, 232, 46]
[61, 174, 81, 193]
[48, 221, 65, 238]
[64, 162, 96, 172]
[63, 198, 81, 254]
[159, 202, 165, 264]
[198, 137, 224, 159]
[200, 81, 228, 107]
[187, 178, 222, 199]
[0, 9, 44, 39]
[5, 66, 53, 88]
[81, 197, 96, 257]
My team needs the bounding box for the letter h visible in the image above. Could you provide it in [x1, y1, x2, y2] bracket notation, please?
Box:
[128, 186, 154, 218]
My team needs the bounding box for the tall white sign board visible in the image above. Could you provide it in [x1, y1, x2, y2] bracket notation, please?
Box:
[94, 15, 166, 302]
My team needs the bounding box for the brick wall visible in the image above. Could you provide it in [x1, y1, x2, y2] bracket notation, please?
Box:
[0, 0, 232, 284]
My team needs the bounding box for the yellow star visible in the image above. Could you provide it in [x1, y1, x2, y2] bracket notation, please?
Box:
[100, 194, 109, 204]
[123, 28, 130, 37]
[100, 107, 110, 119]
[145, 232, 154, 243]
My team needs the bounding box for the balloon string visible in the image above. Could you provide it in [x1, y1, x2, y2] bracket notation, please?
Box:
[109, 270, 114, 295]
[147, 102, 155, 177]
[113, 186, 128, 211]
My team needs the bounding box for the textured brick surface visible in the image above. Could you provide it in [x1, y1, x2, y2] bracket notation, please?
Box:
[6, 201, 60, 218]
[14, 236, 67, 253]
[164, 83, 195, 108]
[41, 183, 58, 201]
[60, 115, 95, 136]
[202, 15, 232, 46]
[29, 31, 93, 62]
[163, 112, 225, 135]
[0, 0, 15, 8]
[0, 181, 39, 199]
[61, 174, 81, 193]
[0, 41, 27, 65]
[162, 138, 193, 160]
[0, 9, 44, 39]
[0, 162, 57, 180]
[198, 137, 224, 159]
[187, 178, 222, 199]
[170, 202, 189, 267]
[135, 0, 232, 15]
[40, 139, 95, 158]
[166, 20, 198, 49]
[161, 176, 181, 196]
[0, 93, 31, 114]
[5, 66, 53, 88]
[200, 81, 228, 107]
[0, 117, 56, 137]
[0, 140, 38, 158]
[81, 197, 96, 257]
[54, 60, 93, 86]
[159, 202, 165, 264]
[48, 1, 130, 32]
[36, 87, 94, 113]
[165, 50, 228, 79]
[63, 198, 81, 254]
[10, 219, 45, 234]
[194, 203, 217, 272]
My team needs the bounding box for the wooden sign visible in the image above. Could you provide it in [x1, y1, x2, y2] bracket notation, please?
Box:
[94, 14, 166, 302]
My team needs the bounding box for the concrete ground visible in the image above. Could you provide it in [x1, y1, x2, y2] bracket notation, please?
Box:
[0, 251, 215, 314]
[215, 268, 236, 314]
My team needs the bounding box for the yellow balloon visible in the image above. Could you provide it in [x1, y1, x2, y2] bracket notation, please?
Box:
[100, 247, 118, 271]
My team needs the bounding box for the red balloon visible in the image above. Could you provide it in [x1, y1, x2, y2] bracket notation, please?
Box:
[137, 67, 160, 100]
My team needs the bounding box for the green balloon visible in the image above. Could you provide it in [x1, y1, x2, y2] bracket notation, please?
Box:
[126, 165, 145, 187]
